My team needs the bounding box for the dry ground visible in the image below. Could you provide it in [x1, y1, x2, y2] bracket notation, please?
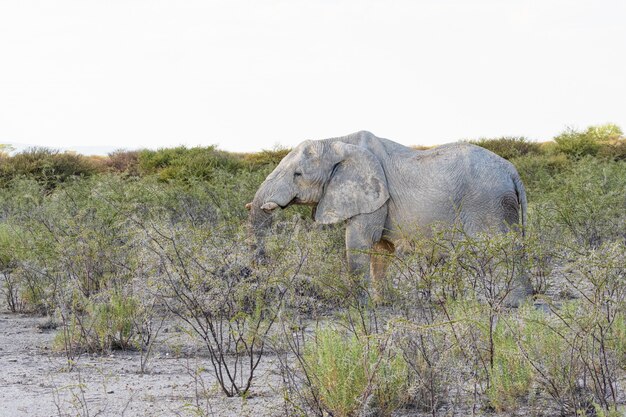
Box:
[0, 311, 285, 417]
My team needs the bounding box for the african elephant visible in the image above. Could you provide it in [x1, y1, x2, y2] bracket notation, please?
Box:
[247, 131, 531, 305]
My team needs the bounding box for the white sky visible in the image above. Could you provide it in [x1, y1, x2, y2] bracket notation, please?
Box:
[1, 1, 625, 154]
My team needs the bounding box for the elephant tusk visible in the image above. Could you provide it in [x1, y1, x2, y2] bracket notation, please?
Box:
[261, 202, 279, 212]
[245, 202, 252, 211]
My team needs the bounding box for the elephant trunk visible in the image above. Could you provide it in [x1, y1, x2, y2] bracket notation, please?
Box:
[247, 188, 277, 264]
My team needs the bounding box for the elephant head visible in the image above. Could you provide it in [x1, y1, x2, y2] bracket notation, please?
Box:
[247, 139, 390, 262]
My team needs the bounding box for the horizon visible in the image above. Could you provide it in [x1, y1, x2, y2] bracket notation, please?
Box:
[3, 127, 584, 156]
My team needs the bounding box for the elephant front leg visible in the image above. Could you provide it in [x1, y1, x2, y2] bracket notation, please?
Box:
[344, 207, 387, 303]
[370, 239, 395, 304]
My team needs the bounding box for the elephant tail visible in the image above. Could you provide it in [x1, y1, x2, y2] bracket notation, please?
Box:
[512, 174, 527, 237]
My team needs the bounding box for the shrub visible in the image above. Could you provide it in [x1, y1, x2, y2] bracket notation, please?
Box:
[137, 145, 245, 181]
[240, 147, 290, 168]
[54, 291, 140, 354]
[105, 150, 140, 175]
[585, 123, 623, 143]
[140, 206, 305, 397]
[532, 158, 626, 248]
[0, 147, 99, 189]
[469, 136, 542, 160]
[598, 139, 626, 161]
[519, 242, 626, 414]
[554, 128, 601, 158]
[304, 327, 408, 417]
[519, 306, 581, 413]
[396, 315, 460, 414]
[552, 124, 624, 159]
[0, 223, 23, 312]
[510, 153, 570, 196]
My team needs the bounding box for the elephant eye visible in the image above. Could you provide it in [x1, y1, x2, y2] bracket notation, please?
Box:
[294, 171, 302, 177]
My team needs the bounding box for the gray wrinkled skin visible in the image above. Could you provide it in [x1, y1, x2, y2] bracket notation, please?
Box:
[248, 131, 530, 303]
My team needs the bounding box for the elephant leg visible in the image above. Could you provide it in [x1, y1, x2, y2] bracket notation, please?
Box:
[370, 239, 395, 304]
[506, 250, 534, 308]
[344, 206, 387, 302]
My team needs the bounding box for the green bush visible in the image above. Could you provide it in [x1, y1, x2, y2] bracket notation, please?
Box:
[598, 139, 626, 161]
[469, 136, 542, 160]
[137, 145, 245, 181]
[305, 327, 408, 417]
[520, 306, 579, 412]
[0, 147, 100, 189]
[554, 128, 601, 158]
[532, 158, 626, 247]
[487, 316, 534, 412]
[240, 147, 291, 168]
[54, 291, 139, 353]
[0, 224, 23, 312]
[553, 124, 624, 159]
[510, 153, 570, 195]
[0, 223, 17, 268]
[585, 123, 623, 143]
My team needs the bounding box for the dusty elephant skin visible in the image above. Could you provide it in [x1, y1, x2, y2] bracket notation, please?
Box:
[247, 130, 531, 304]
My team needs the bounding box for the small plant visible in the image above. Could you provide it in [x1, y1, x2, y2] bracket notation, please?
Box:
[90, 292, 138, 350]
[486, 316, 534, 412]
[304, 327, 408, 417]
[53, 290, 141, 356]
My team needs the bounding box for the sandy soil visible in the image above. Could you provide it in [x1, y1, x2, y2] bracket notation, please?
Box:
[0, 312, 285, 417]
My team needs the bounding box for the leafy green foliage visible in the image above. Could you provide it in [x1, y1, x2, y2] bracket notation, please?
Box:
[531, 158, 626, 247]
[509, 153, 570, 195]
[0, 147, 99, 189]
[304, 327, 408, 417]
[487, 317, 534, 412]
[137, 145, 243, 181]
[585, 123, 623, 143]
[54, 291, 139, 353]
[469, 136, 542, 160]
[553, 124, 625, 159]
[554, 127, 601, 158]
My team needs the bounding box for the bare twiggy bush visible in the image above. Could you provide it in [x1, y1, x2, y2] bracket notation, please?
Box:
[520, 242, 626, 413]
[0, 268, 23, 312]
[137, 206, 307, 396]
[130, 282, 168, 374]
[384, 227, 535, 412]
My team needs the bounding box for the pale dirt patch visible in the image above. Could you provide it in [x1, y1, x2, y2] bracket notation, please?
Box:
[0, 312, 285, 417]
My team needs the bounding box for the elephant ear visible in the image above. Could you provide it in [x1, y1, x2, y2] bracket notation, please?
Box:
[315, 142, 389, 224]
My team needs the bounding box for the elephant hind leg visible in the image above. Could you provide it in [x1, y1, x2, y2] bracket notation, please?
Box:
[370, 239, 395, 304]
[500, 192, 521, 232]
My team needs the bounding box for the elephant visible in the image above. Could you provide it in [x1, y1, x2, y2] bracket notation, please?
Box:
[246, 130, 531, 305]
